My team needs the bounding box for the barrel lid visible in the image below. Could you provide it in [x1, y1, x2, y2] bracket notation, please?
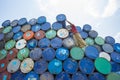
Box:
[24, 71, 39, 80]
[42, 48, 56, 61]
[17, 48, 29, 60]
[13, 31, 23, 40]
[4, 32, 14, 41]
[40, 72, 54, 80]
[57, 28, 69, 38]
[18, 18, 27, 25]
[56, 72, 71, 80]
[7, 59, 20, 73]
[16, 39, 26, 49]
[27, 39, 37, 49]
[113, 43, 120, 53]
[80, 31, 88, 39]
[0, 41, 5, 50]
[0, 71, 11, 80]
[52, 22, 62, 30]
[37, 16, 46, 24]
[41, 22, 51, 31]
[63, 58, 78, 74]
[85, 45, 99, 59]
[105, 36, 115, 45]
[31, 24, 41, 32]
[99, 52, 111, 61]
[2, 26, 12, 34]
[102, 44, 113, 53]
[63, 37, 75, 49]
[79, 58, 95, 74]
[10, 20, 18, 27]
[56, 14, 66, 22]
[2, 20, 10, 27]
[89, 72, 105, 80]
[111, 62, 120, 72]
[46, 29, 56, 39]
[12, 25, 21, 33]
[95, 36, 105, 45]
[20, 58, 34, 73]
[111, 52, 120, 63]
[6, 48, 18, 60]
[11, 70, 25, 80]
[21, 24, 31, 32]
[89, 30, 98, 38]
[48, 59, 62, 74]
[95, 57, 111, 74]
[83, 24, 92, 32]
[70, 47, 84, 60]
[85, 37, 94, 45]
[72, 72, 88, 80]
[56, 47, 69, 60]
[0, 49, 7, 60]
[28, 18, 37, 25]
[34, 59, 48, 74]
[107, 73, 120, 80]
[5, 40, 16, 50]
[0, 59, 9, 72]
[23, 31, 34, 40]
[51, 37, 62, 48]
[29, 48, 42, 60]
[38, 38, 51, 48]
[34, 30, 45, 40]
[0, 33, 4, 41]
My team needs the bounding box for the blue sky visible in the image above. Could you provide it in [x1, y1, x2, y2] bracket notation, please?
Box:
[0, 0, 120, 42]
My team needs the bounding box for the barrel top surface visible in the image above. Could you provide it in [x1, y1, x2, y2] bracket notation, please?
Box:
[34, 30, 45, 40]
[0, 49, 7, 60]
[46, 29, 56, 39]
[107, 73, 120, 80]
[16, 39, 27, 49]
[23, 31, 34, 40]
[95, 36, 105, 45]
[40, 72, 54, 80]
[99, 52, 111, 61]
[57, 28, 69, 38]
[0, 59, 9, 72]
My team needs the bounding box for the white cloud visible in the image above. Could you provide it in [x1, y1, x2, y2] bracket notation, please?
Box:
[115, 32, 120, 43]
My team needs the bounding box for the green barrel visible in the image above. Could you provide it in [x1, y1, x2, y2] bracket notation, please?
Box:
[45, 30, 56, 39]
[2, 26, 12, 34]
[85, 37, 94, 45]
[95, 57, 111, 74]
[0, 49, 7, 60]
[107, 73, 120, 80]
[95, 36, 105, 45]
[70, 47, 84, 60]
[5, 40, 16, 50]
[17, 48, 30, 60]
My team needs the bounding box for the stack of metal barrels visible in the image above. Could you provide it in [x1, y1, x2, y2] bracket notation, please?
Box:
[0, 14, 120, 80]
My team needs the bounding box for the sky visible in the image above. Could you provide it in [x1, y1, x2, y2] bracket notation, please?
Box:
[0, 0, 120, 43]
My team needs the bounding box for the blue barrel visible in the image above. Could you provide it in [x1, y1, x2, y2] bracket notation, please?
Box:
[72, 72, 88, 80]
[79, 58, 95, 74]
[76, 26, 82, 33]
[37, 16, 46, 24]
[51, 37, 62, 48]
[24, 71, 39, 80]
[10, 20, 18, 27]
[31, 24, 41, 32]
[56, 47, 69, 60]
[11, 70, 25, 80]
[111, 52, 120, 63]
[48, 59, 62, 74]
[80, 31, 88, 39]
[55, 72, 71, 80]
[38, 38, 50, 48]
[28, 18, 37, 25]
[29, 48, 42, 60]
[111, 62, 120, 72]
[85, 45, 99, 59]
[88, 72, 106, 80]
[52, 22, 62, 30]
[0, 33, 4, 41]
[34, 59, 48, 74]
[63, 58, 78, 74]
[27, 39, 37, 49]
[105, 36, 115, 45]
[13, 31, 23, 40]
[2, 20, 10, 27]
[18, 18, 27, 25]
[93, 45, 102, 52]
[89, 30, 98, 38]
[12, 26, 21, 33]
[4, 32, 14, 41]
[113, 43, 120, 53]
[83, 24, 92, 32]
[41, 22, 51, 31]
[40, 72, 54, 80]
[42, 48, 56, 61]
[102, 44, 113, 53]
